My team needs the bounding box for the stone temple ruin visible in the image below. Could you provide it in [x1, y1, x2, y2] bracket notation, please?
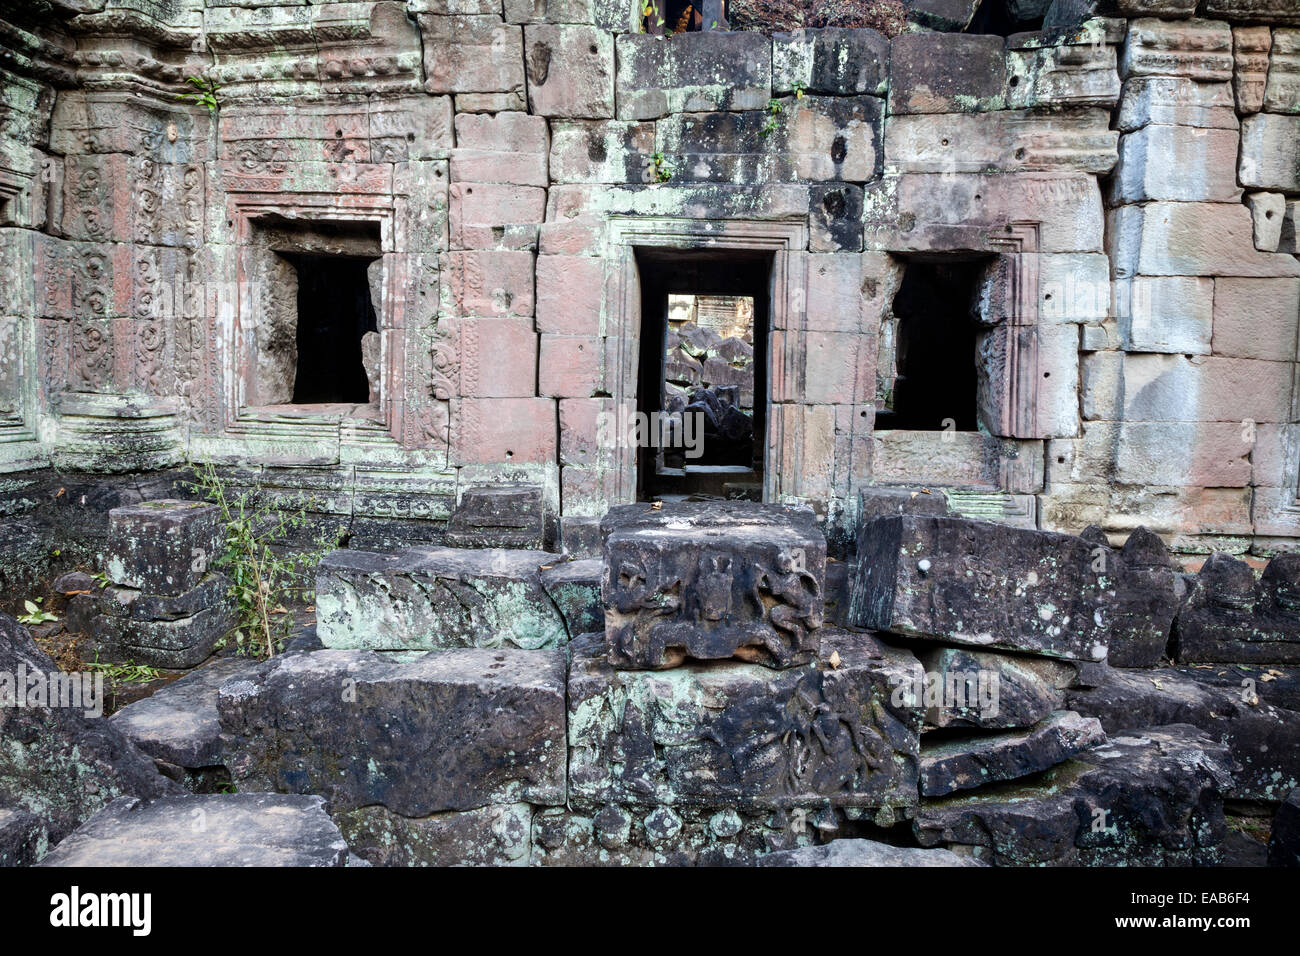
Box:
[1, 0, 1300, 869]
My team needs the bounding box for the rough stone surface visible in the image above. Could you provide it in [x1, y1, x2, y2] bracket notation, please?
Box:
[1067, 667, 1300, 802]
[919, 710, 1107, 797]
[1174, 553, 1300, 665]
[602, 502, 827, 669]
[104, 500, 220, 597]
[758, 837, 982, 867]
[335, 802, 532, 867]
[540, 557, 601, 638]
[0, 803, 47, 866]
[0, 614, 180, 846]
[1270, 788, 1300, 867]
[445, 484, 546, 549]
[567, 629, 922, 812]
[218, 648, 567, 815]
[914, 725, 1233, 865]
[316, 546, 568, 651]
[914, 645, 1075, 730]
[37, 794, 349, 867]
[847, 515, 1117, 662]
[110, 657, 261, 771]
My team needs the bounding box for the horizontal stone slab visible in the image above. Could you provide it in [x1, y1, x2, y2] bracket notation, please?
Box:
[567, 629, 922, 811]
[218, 648, 567, 815]
[914, 645, 1074, 730]
[919, 710, 1106, 797]
[758, 838, 982, 867]
[847, 514, 1115, 661]
[37, 794, 349, 867]
[315, 546, 569, 651]
[335, 803, 532, 867]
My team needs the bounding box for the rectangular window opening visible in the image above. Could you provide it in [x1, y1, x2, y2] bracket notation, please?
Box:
[877, 257, 986, 432]
[634, 248, 772, 504]
[280, 252, 380, 407]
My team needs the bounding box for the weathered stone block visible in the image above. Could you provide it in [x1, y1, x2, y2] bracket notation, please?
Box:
[540, 558, 601, 638]
[1111, 125, 1242, 204]
[771, 28, 889, 97]
[1234, 25, 1273, 114]
[450, 112, 549, 187]
[1116, 76, 1238, 132]
[446, 483, 546, 550]
[453, 397, 558, 464]
[1006, 31, 1121, 110]
[1173, 553, 1300, 665]
[759, 838, 980, 867]
[525, 25, 615, 118]
[810, 183, 863, 252]
[449, 182, 546, 250]
[539, 334, 604, 397]
[1246, 192, 1286, 252]
[535, 253, 606, 334]
[1067, 668, 1300, 802]
[884, 110, 1118, 176]
[1265, 29, 1300, 114]
[1100, 527, 1180, 668]
[316, 546, 567, 651]
[601, 501, 827, 669]
[0, 615, 180, 846]
[848, 515, 1116, 662]
[1113, 276, 1213, 354]
[79, 603, 234, 670]
[904, 0, 982, 31]
[0, 804, 46, 867]
[914, 724, 1232, 866]
[567, 629, 922, 811]
[1107, 202, 1300, 278]
[614, 32, 772, 121]
[1212, 276, 1300, 361]
[1240, 113, 1300, 193]
[1121, 18, 1234, 83]
[1202, 0, 1300, 26]
[919, 710, 1106, 797]
[457, 317, 538, 396]
[549, 120, 654, 183]
[418, 15, 526, 95]
[335, 803, 532, 867]
[913, 645, 1075, 730]
[37, 794, 349, 867]
[104, 499, 220, 597]
[888, 33, 1006, 115]
[219, 648, 567, 814]
[1270, 788, 1300, 867]
[111, 657, 259, 774]
[448, 250, 535, 317]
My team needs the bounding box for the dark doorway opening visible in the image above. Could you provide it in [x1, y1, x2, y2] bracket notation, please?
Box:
[634, 247, 772, 503]
[968, 0, 1045, 36]
[282, 253, 378, 405]
[878, 258, 985, 432]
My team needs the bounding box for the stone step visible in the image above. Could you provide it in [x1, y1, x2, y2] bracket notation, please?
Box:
[37, 794, 349, 867]
[919, 711, 1107, 797]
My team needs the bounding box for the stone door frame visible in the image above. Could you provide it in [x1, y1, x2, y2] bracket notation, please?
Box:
[605, 216, 808, 506]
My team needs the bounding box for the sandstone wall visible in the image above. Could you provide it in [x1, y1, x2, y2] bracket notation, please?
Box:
[0, 0, 1297, 556]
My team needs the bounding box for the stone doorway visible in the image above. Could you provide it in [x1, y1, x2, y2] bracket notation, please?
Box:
[633, 246, 772, 503]
[280, 252, 380, 407]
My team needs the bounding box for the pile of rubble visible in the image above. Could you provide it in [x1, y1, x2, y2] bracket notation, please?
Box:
[2, 496, 1299, 866]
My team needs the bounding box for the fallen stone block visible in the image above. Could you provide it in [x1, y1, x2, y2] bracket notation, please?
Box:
[445, 483, 545, 550]
[1066, 667, 1300, 802]
[847, 514, 1116, 662]
[37, 794, 349, 867]
[914, 725, 1233, 865]
[104, 500, 220, 597]
[758, 838, 982, 867]
[919, 710, 1106, 797]
[601, 501, 827, 669]
[1171, 662, 1300, 712]
[0, 614, 181, 846]
[540, 558, 601, 638]
[1174, 553, 1300, 665]
[567, 629, 922, 813]
[75, 605, 235, 670]
[913, 646, 1075, 730]
[0, 804, 47, 866]
[532, 804, 819, 866]
[110, 657, 260, 787]
[219, 648, 567, 815]
[335, 803, 531, 867]
[316, 546, 568, 651]
[1099, 526, 1180, 668]
[1270, 788, 1300, 867]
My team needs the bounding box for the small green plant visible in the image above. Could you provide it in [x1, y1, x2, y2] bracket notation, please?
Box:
[650, 151, 674, 183]
[84, 657, 163, 683]
[17, 598, 57, 626]
[793, 81, 807, 99]
[214, 780, 238, 794]
[91, 569, 112, 590]
[177, 75, 221, 112]
[759, 98, 784, 138]
[186, 461, 344, 660]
